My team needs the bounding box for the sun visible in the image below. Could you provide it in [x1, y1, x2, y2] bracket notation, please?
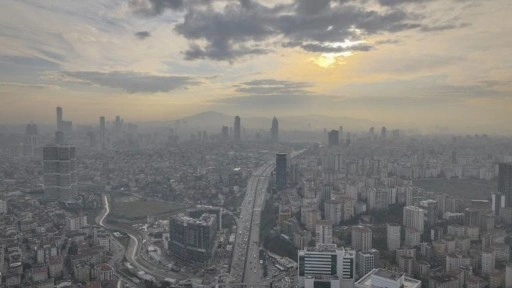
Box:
[312, 52, 352, 68]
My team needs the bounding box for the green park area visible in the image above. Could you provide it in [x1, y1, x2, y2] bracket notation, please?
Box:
[111, 199, 182, 220]
[413, 178, 497, 199]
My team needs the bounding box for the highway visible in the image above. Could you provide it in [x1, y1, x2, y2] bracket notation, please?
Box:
[230, 149, 307, 287]
[97, 194, 188, 282]
[229, 161, 275, 286]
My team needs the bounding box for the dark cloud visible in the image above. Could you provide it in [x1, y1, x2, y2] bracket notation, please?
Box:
[284, 41, 373, 53]
[132, 0, 470, 61]
[420, 23, 470, 32]
[377, 0, 435, 6]
[59, 71, 202, 93]
[215, 78, 315, 107]
[135, 31, 151, 39]
[130, 0, 184, 16]
[235, 79, 313, 95]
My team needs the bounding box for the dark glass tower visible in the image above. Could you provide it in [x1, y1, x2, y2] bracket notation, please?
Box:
[276, 153, 287, 190]
[328, 130, 339, 147]
[499, 163, 512, 207]
[234, 116, 241, 141]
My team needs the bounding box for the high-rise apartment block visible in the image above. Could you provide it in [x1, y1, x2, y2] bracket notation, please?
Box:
[387, 224, 401, 251]
[43, 145, 77, 202]
[168, 213, 218, 266]
[351, 225, 373, 252]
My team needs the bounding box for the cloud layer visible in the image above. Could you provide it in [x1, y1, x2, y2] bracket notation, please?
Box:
[58, 71, 202, 93]
[130, 0, 469, 61]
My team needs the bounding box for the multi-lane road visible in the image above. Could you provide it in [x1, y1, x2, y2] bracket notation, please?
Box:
[230, 150, 306, 287]
[229, 161, 275, 286]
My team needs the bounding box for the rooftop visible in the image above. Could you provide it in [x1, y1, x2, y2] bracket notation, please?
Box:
[355, 269, 421, 288]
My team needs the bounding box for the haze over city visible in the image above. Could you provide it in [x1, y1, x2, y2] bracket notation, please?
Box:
[1, 1, 512, 288]
[0, 0, 511, 133]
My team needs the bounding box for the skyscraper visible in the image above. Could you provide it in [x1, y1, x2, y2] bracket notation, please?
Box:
[328, 130, 340, 147]
[99, 116, 106, 150]
[24, 122, 39, 157]
[271, 116, 279, 142]
[499, 163, 512, 207]
[43, 145, 77, 202]
[222, 126, 229, 139]
[56, 106, 62, 131]
[234, 116, 241, 141]
[381, 126, 387, 138]
[298, 246, 356, 288]
[276, 153, 287, 191]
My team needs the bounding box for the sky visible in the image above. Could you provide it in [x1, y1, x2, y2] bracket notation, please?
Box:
[0, 0, 511, 133]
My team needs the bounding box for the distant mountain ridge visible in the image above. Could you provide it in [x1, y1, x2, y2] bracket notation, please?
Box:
[173, 111, 377, 130]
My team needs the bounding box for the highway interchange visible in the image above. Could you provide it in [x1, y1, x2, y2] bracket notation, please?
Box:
[97, 194, 187, 283]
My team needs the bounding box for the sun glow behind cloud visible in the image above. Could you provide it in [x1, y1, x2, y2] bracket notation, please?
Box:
[310, 40, 366, 68]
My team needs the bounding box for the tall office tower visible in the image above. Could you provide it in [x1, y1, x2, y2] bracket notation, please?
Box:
[387, 224, 401, 251]
[357, 250, 379, 278]
[481, 249, 495, 275]
[114, 116, 121, 137]
[99, 116, 106, 150]
[351, 225, 373, 252]
[339, 126, 343, 143]
[369, 127, 375, 137]
[315, 220, 333, 245]
[222, 126, 229, 139]
[328, 130, 340, 147]
[381, 126, 387, 138]
[56, 106, 63, 131]
[43, 145, 77, 202]
[61, 120, 73, 141]
[403, 206, 425, 233]
[492, 193, 505, 216]
[270, 116, 279, 142]
[24, 122, 39, 157]
[55, 131, 64, 145]
[276, 153, 287, 191]
[168, 213, 218, 267]
[464, 208, 480, 227]
[499, 163, 512, 207]
[298, 246, 356, 288]
[234, 116, 241, 141]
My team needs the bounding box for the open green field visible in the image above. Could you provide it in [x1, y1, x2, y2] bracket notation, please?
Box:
[111, 199, 182, 219]
[413, 178, 497, 199]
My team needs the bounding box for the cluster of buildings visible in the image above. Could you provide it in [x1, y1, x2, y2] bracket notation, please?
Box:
[267, 129, 512, 288]
[0, 191, 117, 287]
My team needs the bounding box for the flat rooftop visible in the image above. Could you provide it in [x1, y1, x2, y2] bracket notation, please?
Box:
[355, 269, 421, 288]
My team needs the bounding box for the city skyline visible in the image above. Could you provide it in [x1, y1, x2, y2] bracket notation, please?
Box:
[0, 1, 511, 134]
